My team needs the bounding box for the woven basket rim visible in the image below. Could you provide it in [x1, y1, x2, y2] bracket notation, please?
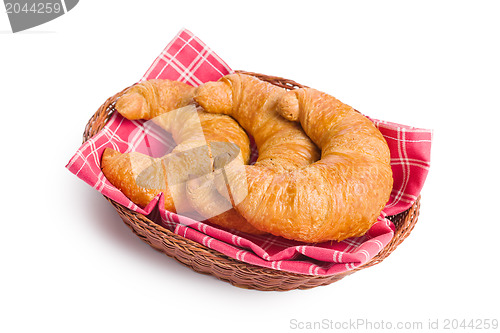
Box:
[82, 71, 421, 291]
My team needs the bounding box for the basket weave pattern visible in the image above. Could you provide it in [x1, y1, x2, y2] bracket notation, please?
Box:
[83, 71, 421, 291]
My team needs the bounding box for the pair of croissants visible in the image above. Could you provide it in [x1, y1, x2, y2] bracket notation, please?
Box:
[101, 73, 393, 243]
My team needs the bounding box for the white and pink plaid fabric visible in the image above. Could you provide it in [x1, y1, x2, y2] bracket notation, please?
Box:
[66, 29, 432, 276]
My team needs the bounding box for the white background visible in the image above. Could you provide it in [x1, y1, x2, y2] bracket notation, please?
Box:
[1, 1, 499, 332]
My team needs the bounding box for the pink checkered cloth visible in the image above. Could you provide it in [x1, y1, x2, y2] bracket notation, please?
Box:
[66, 29, 432, 276]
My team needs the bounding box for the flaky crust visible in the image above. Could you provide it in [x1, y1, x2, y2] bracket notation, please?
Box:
[186, 172, 266, 234]
[194, 74, 393, 242]
[101, 80, 262, 234]
[101, 148, 170, 209]
[115, 79, 195, 120]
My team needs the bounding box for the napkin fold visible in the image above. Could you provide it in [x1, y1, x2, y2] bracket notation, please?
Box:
[66, 29, 432, 276]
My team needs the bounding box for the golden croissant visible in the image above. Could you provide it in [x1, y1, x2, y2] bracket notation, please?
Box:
[194, 74, 393, 243]
[101, 80, 263, 234]
[115, 79, 195, 120]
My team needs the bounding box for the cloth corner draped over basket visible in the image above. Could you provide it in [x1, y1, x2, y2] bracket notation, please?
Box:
[66, 28, 432, 276]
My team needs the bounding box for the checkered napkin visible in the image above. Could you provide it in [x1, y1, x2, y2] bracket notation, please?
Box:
[66, 29, 432, 276]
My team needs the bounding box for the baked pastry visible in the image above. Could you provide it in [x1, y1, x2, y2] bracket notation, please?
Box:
[115, 79, 195, 120]
[194, 74, 393, 242]
[101, 80, 261, 234]
[186, 169, 266, 235]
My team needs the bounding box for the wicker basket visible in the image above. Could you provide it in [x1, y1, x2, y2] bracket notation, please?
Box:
[83, 71, 421, 291]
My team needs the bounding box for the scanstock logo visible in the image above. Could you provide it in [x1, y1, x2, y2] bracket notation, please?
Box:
[4, 0, 78, 33]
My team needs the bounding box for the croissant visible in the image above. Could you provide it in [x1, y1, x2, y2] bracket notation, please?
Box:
[186, 168, 266, 235]
[194, 74, 393, 243]
[115, 79, 195, 120]
[102, 80, 262, 234]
